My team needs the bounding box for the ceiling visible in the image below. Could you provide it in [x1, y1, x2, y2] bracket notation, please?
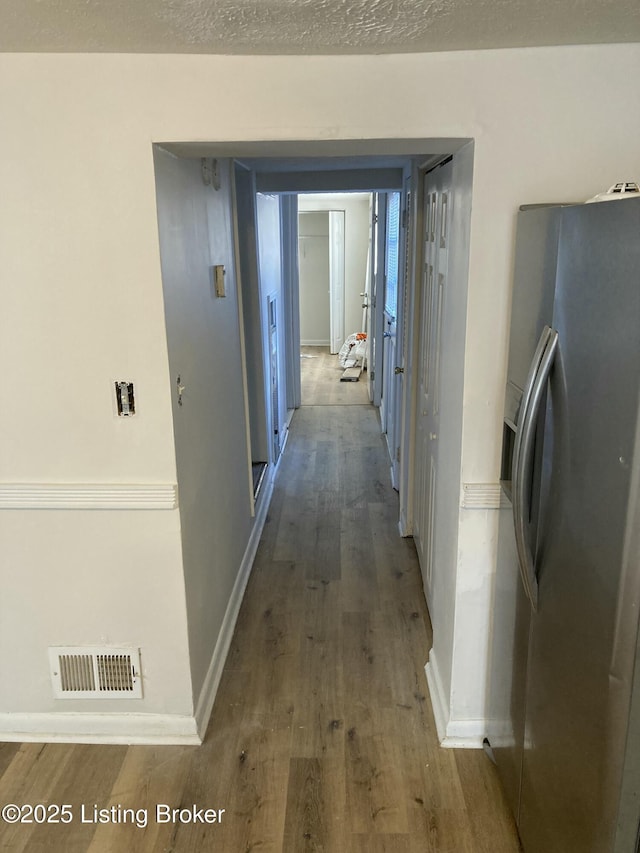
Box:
[2, 0, 639, 55]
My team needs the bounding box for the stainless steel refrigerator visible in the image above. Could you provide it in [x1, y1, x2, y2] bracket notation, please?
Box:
[488, 196, 640, 852]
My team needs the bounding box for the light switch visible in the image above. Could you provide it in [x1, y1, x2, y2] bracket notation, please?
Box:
[213, 265, 226, 297]
[115, 381, 135, 416]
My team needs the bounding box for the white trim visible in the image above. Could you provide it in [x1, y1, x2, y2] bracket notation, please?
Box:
[328, 209, 346, 354]
[425, 653, 486, 749]
[0, 484, 178, 510]
[279, 422, 291, 457]
[390, 463, 398, 493]
[231, 163, 259, 522]
[439, 718, 487, 749]
[300, 339, 330, 347]
[461, 482, 509, 510]
[194, 466, 275, 739]
[0, 712, 200, 745]
[425, 651, 449, 744]
[398, 511, 411, 537]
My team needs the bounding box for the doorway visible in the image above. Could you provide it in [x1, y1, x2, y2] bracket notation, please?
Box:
[298, 210, 333, 350]
[297, 192, 371, 406]
[224, 142, 473, 546]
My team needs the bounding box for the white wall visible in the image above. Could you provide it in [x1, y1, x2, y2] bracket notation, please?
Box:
[298, 193, 371, 337]
[0, 510, 194, 738]
[0, 45, 639, 741]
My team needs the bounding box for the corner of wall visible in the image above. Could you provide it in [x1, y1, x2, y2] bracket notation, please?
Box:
[425, 648, 487, 749]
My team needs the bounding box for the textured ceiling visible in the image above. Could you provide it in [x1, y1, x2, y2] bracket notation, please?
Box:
[1, 0, 639, 55]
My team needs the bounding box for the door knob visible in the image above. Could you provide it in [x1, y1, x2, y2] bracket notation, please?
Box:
[430, 432, 437, 440]
[394, 366, 404, 374]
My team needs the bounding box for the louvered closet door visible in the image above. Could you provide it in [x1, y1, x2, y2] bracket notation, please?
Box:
[413, 162, 451, 603]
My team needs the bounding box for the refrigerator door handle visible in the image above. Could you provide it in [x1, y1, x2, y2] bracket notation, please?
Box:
[512, 325, 558, 612]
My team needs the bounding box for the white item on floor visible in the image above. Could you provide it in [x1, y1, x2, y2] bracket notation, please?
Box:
[338, 333, 367, 368]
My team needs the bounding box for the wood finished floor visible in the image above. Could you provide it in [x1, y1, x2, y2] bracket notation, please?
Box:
[301, 346, 370, 406]
[0, 405, 521, 853]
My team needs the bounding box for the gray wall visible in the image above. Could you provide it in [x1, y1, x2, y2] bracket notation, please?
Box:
[154, 150, 255, 703]
[235, 165, 269, 464]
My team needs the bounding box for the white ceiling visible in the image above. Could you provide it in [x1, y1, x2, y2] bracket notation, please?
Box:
[2, 0, 639, 55]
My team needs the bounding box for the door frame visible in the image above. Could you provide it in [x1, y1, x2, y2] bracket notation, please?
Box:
[390, 173, 413, 491]
[328, 209, 346, 354]
[281, 195, 301, 410]
[370, 192, 387, 406]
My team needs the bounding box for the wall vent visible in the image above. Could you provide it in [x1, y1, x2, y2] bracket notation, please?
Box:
[49, 647, 143, 699]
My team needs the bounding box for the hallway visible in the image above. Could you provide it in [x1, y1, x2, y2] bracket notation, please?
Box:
[217, 402, 521, 851]
[0, 403, 520, 852]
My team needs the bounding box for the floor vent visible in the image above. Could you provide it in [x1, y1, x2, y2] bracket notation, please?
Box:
[49, 647, 143, 699]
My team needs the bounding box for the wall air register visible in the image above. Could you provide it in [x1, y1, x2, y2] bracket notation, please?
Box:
[48, 646, 143, 699]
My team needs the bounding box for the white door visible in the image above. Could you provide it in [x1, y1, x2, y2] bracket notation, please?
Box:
[390, 177, 412, 491]
[369, 193, 387, 405]
[268, 294, 281, 462]
[328, 210, 345, 354]
[413, 162, 451, 599]
[380, 189, 403, 487]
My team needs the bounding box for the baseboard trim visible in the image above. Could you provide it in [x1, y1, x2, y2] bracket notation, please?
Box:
[398, 507, 411, 538]
[425, 653, 485, 749]
[425, 651, 449, 744]
[300, 339, 330, 347]
[440, 719, 487, 748]
[193, 466, 275, 740]
[0, 712, 200, 745]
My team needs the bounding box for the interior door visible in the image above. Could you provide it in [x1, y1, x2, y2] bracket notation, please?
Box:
[268, 294, 280, 462]
[369, 193, 387, 405]
[413, 162, 451, 598]
[328, 210, 345, 354]
[363, 196, 373, 395]
[380, 189, 404, 487]
[390, 176, 412, 491]
[379, 194, 394, 435]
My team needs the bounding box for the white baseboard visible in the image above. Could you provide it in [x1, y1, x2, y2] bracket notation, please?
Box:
[279, 422, 291, 458]
[0, 712, 200, 745]
[425, 651, 449, 744]
[441, 719, 487, 748]
[300, 339, 330, 347]
[398, 507, 411, 538]
[194, 466, 275, 740]
[425, 652, 485, 749]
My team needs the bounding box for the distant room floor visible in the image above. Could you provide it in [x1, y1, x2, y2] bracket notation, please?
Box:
[300, 346, 370, 406]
